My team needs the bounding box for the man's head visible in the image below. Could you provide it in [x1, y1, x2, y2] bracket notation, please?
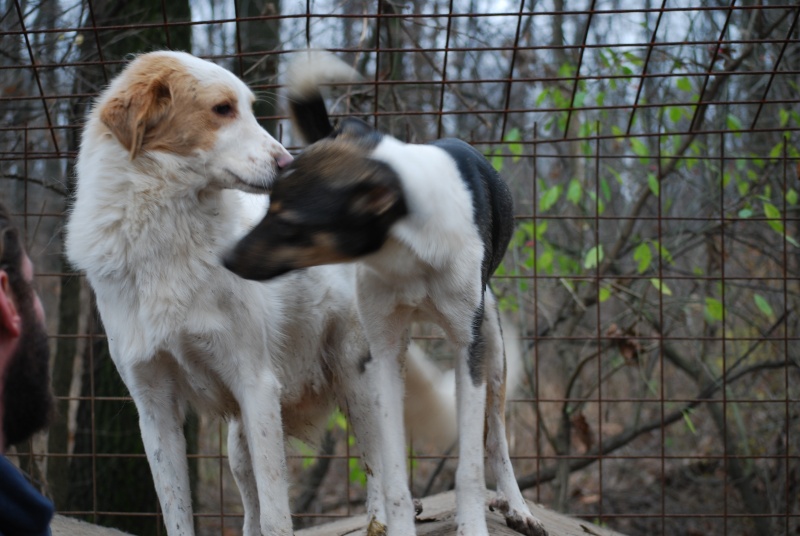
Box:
[0, 202, 53, 450]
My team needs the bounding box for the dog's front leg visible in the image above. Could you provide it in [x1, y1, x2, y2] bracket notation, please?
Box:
[370, 341, 416, 536]
[227, 416, 261, 536]
[334, 340, 390, 534]
[238, 371, 293, 536]
[357, 298, 417, 535]
[126, 359, 195, 536]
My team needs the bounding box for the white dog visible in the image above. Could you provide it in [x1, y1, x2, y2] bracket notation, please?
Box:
[65, 51, 457, 536]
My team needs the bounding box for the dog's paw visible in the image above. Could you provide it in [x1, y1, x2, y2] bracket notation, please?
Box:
[366, 516, 387, 536]
[488, 497, 548, 536]
[413, 498, 424, 517]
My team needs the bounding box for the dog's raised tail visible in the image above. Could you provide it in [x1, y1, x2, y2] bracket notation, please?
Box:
[285, 49, 363, 144]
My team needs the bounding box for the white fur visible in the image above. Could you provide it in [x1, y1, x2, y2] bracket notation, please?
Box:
[65, 51, 451, 536]
[285, 49, 363, 100]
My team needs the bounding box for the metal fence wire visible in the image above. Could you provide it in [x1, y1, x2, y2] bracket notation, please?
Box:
[1, 1, 799, 535]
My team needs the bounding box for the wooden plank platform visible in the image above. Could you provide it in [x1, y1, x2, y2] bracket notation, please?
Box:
[51, 491, 626, 536]
[297, 491, 625, 536]
[51, 515, 132, 536]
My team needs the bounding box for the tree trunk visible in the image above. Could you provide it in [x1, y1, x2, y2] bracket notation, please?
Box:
[236, 0, 282, 136]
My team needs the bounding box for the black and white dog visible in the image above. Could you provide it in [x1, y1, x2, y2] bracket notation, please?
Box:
[225, 51, 547, 536]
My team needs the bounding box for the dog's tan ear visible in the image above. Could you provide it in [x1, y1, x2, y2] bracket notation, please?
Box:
[99, 77, 172, 160]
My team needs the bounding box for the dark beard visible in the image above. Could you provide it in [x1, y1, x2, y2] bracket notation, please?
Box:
[2, 288, 54, 448]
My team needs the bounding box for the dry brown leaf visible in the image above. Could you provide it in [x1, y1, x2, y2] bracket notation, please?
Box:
[571, 412, 593, 452]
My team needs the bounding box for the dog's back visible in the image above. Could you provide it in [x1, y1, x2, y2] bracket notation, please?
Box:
[428, 138, 514, 285]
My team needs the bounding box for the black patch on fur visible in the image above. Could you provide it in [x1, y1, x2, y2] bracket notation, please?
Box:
[290, 92, 382, 148]
[274, 151, 406, 257]
[467, 295, 487, 386]
[290, 93, 334, 144]
[358, 352, 373, 374]
[332, 118, 384, 146]
[429, 138, 514, 286]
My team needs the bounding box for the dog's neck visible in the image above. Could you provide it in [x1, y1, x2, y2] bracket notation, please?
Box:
[69, 126, 242, 281]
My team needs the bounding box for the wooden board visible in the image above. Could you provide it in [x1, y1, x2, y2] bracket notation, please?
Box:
[51, 515, 132, 536]
[296, 491, 626, 536]
[51, 491, 627, 536]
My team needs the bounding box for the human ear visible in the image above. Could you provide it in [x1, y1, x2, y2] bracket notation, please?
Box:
[0, 271, 21, 338]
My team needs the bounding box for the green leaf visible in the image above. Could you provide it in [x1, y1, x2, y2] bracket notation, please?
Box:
[586, 191, 606, 215]
[779, 108, 790, 127]
[584, 245, 604, 270]
[538, 249, 554, 272]
[523, 249, 535, 269]
[567, 179, 583, 205]
[329, 409, 347, 430]
[722, 170, 732, 188]
[763, 201, 781, 219]
[598, 286, 612, 303]
[726, 113, 742, 132]
[676, 76, 693, 92]
[505, 128, 523, 162]
[738, 208, 753, 218]
[650, 278, 673, 296]
[539, 185, 562, 212]
[534, 219, 548, 240]
[647, 173, 660, 197]
[558, 62, 575, 78]
[600, 178, 612, 201]
[682, 409, 697, 435]
[786, 189, 798, 206]
[737, 178, 750, 197]
[574, 90, 587, 108]
[656, 242, 674, 264]
[763, 202, 784, 235]
[606, 166, 623, 184]
[633, 242, 652, 273]
[631, 138, 649, 158]
[668, 106, 682, 123]
[491, 153, 504, 172]
[754, 294, 774, 318]
[504, 128, 521, 142]
[704, 297, 724, 321]
[349, 458, 367, 487]
[769, 142, 784, 159]
[623, 51, 643, 66]
[536, 90, 549, 106]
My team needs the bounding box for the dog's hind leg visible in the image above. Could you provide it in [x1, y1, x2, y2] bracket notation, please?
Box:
[483, 292, 548, 536]
[227, 416, 260, 536]
[452, 301, 491, 536]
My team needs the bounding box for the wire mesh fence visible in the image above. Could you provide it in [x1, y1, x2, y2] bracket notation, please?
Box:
[1, 1, 799, 535]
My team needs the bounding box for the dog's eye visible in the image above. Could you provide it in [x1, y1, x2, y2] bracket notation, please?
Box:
[213, 103, 234, 117]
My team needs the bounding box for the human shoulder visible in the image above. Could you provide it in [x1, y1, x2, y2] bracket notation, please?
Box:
[0, 456, 53, 536]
